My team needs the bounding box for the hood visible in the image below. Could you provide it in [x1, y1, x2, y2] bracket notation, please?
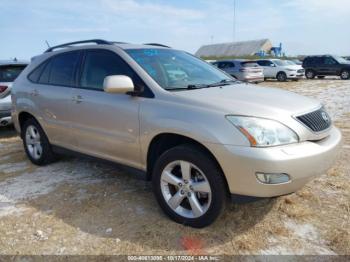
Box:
[284, 65, 302, 70]
[173, 83, 321, 120]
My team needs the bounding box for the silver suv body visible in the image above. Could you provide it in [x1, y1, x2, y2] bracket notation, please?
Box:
[0, 60, 27, 126]
[211, 60, 264, 83]
[12, 40, 342, 227]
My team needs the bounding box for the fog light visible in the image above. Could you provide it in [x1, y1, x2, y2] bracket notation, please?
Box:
[256, 173, 290, 184]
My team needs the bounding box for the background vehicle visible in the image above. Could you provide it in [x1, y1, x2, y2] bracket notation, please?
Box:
[212, 60, 264, 83]
[291, 59, 303, 65]
[256, 59, 304, 81]
[0, 59, 27, 126]
[12, 40, 341, 227]
[302, 55, 350, 80]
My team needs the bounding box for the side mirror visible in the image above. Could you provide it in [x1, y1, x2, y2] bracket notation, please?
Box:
[103, 75, 134, 94]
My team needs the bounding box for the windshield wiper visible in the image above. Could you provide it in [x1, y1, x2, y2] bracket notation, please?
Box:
[165, 79, 238, 91]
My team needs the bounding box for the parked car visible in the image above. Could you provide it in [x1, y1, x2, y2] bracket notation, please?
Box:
[256, 59, 304, 81]
[0, 60, 28, 127]
[211, 60, 264, 83]
[302, 55, 350, 80]
[12, 40, 341, 227]
[291, 59, 302, 65]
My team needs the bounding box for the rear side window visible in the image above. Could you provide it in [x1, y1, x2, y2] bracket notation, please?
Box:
[257, 60, 270, 66]
[49, 52, 80, 86]
[28, 62, 47, 83]
[0, 65, 27, 82]
[80, 50, 135, 90]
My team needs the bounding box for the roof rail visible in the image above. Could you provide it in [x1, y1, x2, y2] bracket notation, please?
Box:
[143, 43, 171, 48]
[45, 39, 112, 53]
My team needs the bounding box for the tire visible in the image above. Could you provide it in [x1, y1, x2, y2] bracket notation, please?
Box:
[317, 76, 325, 79]
[152, 145, 227, 228]
[340, 70, 350, 80]
[277, 72, 287, 82]
[305, 70, 315, 79]
[22, 118, 56, 166]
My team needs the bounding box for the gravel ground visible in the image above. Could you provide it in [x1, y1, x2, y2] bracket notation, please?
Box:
[0, 78, 349, 255]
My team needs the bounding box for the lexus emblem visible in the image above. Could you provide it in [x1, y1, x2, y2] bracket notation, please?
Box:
[321, 111, 330, 123]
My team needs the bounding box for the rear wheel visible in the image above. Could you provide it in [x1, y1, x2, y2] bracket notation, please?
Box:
[340, 70, 350, 80]
[305, 70, 316, 79]
[277, 72, 287, 82]
[152, 145, 227, 228]
[22, 118, 56, 166]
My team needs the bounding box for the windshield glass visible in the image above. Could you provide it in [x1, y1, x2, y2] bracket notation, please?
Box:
[0, 65, 26, 82]
[285, 60, 296, 65]
[333, 55, 350, 64]
[241, 61, 259, 67]
[126, 49, 233, 90]
[274, 60, 290, 66]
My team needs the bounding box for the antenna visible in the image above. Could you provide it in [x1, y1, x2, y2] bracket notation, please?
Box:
[45, 40, 51, 48]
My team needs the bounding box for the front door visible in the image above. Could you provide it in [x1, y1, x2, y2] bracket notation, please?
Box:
[70, 49, 142, 169]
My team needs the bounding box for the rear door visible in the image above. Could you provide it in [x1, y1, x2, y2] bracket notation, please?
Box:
[70, 49, 142, 168]
[27, 51, 81, 148]
[321, 56, 339, 75]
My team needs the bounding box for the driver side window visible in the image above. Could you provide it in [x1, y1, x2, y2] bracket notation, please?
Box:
[80, 50, 136, 90]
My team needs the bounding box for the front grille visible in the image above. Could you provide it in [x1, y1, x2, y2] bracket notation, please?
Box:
[296, 108, 331, 132]
[297, 69, 305, 74]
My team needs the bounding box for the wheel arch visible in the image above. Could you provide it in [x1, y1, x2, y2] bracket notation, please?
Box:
[146, 133, 230, 193]
[18, 111, 38, 138]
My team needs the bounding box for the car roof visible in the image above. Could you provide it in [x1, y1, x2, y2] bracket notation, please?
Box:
[0, 59, 28, 66]
[43, 39, 172, 54]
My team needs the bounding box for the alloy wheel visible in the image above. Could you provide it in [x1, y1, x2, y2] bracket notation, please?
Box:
[25, 125, 43, 160]
[160, 160, 212, 218]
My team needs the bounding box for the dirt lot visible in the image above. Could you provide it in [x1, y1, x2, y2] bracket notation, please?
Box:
[0, 78, 349, 255]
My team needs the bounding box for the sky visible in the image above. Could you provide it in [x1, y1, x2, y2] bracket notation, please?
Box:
[1, 0, 350, 60]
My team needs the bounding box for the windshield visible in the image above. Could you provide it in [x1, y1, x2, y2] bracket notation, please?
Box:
[333, 55, 350, 64]
[285, 60, 296, 65]
[241, 61, 259, 67]
[126, 49, 233, 90]
[274, 60, 290, 66]
[0, 65, 27, 82]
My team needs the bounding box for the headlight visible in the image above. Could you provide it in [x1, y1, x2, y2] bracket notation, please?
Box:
[226, 116, 299, 147]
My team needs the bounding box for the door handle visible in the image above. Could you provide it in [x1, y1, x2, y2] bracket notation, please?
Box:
[72, 95, 83, 104]
[30, 89, 39, 97]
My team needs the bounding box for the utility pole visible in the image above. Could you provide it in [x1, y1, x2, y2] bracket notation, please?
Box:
[233, 0, 236, 43]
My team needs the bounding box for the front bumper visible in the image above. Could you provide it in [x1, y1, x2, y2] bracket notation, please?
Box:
[206, 127, 342, 197]
[286, 71, 304, 79]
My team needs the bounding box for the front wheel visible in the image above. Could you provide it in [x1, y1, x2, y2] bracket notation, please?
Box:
[277, 72, 287, 82]
[305, 70, 316, 79]
[340, 70, 350, 80]
[152, 145, 227, 228]
[22, 118, 56, 166]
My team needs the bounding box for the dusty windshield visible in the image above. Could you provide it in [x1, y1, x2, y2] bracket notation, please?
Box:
[126, 49, 233, 90]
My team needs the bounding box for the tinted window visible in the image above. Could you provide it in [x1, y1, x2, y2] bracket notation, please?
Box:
[39, 61, 52, 84]
[80, 50, 136, 90]
[0, 65, 27, 82]
[28, 62, 47, 82]
[324, 57, 337, 65]
[49, 51, 80, 86]
[257, 60, 271, 66]
[218, 62, 234, 69]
